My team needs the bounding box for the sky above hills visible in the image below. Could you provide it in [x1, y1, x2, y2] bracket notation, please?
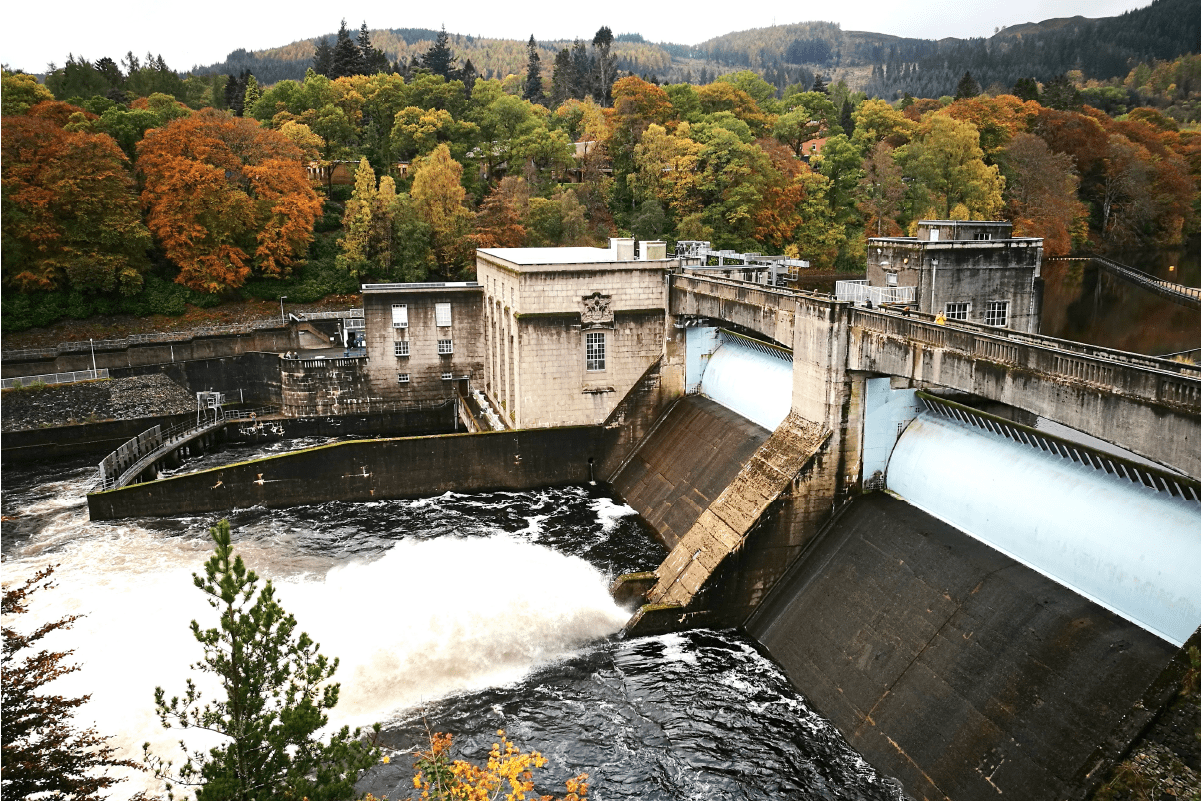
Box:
[5, 0, 1152, 75]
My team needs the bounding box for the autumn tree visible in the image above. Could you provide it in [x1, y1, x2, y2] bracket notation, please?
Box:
[2, 566, 137, 801]
[1001, 133, 1087, 255]
[1, 70, 54, 116]
[337, 158, 377, 276]
[408, 730, 587, 801]
[858, 140, 906, 236]
[145, 521, 380, 801]
[474, 177, 529, 248]
[903, 114, 1004, 220]
[2, 109, 151, 294]
[410, 144, 474, 278]
[137, 110, 322, 293]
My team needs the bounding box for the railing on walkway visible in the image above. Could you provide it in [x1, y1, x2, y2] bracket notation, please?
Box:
[93, 405, 280, 492]
[918, 392, 1200, 503]
[296, 308, 364, 321]
[834, 280, 916, 306]
[1, 369, 109, 390]
[3, 320, 289, 362]
[1050, 255, 1201, 310]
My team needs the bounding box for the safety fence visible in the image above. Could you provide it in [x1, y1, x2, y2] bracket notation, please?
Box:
[1, 369, 109, 390]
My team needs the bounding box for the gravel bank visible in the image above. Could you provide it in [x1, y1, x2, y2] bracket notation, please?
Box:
[1, 374, 196, 432]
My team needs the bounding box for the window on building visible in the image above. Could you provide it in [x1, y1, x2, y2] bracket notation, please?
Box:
[945, 302, 970, 321]
[586, 331, 606, 371]
[394, 340, 409, 357]
[435, 303, 452, 327]
[886, 272, 898, 286]
[397, 373, 410, 383]
[974, 233, 994, 241]
[391, 304, 408, 328]
[441, 372, 453, 381]
[438, 339, 453, 355]
[985, 301, 1009, 328]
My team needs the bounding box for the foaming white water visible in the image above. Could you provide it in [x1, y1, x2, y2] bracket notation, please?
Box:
[591, 497, 638, 533]
[3, 523, 627, 800]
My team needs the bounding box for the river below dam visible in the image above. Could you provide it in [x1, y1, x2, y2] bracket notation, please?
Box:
[1, 441, 904, 801]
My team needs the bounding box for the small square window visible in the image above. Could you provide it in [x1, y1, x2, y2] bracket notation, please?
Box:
[985, 301, 1009, 328]
[435, 303, 452, 327]
[394, 340, 409, 357]
[391, 304, 408, 328]
[397, 373, 410, 384]
[586, 331, 606, 371]
[945, 302, 970, 321]
[441, 372, 453, 381]
[886, 272, 898, 286]
[437, 339, 453, 355]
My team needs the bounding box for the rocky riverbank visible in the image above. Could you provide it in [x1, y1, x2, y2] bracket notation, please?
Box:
[1, 374, 195, 432]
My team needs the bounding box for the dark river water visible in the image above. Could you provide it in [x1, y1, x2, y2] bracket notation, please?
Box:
[1041, 239, 1201, 356]
[1, 442, 905, 801]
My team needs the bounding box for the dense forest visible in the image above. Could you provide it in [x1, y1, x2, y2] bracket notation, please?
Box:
[3, 11, 1200, 333]
[185, 0, 1200, 98]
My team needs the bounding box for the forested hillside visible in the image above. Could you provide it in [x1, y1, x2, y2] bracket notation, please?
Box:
[3, 5, 1201, 335]
[189, 0, 1200, 97]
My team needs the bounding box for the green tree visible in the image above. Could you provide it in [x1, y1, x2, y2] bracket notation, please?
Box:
[903, 115, 1005, 220]
[955, 71, 980, 100]
[2, 70, 54, 116]
[331, 19, 365, 79]
[337, 158, 377, 276]
[524, 36, 546, 105]
[422, 26, 456, 80]
[773, 92, 836, 156]
[242, 76, 261, 115]
[145, 520, 380, 801]
[2, 566, 137, 801]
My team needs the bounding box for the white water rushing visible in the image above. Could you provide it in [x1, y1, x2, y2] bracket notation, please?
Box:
[2, 475, 630, 800]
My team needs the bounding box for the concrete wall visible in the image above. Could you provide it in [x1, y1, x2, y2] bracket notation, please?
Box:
[611, 396, 771, 549]
[2, 325, 297, 378]
[1, 412, 194, 463]
[747, 493, 1186, 801]
[88, 426, 606, 520]
[361, 286, 485, 404]
[280, 356, 374, 416]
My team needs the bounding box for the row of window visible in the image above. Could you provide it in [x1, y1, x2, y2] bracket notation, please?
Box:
[397, 372, 456, 383]
[391, 303, 453, 328]
[394, 340, 453, 356]
[944, 301, 1009, 327]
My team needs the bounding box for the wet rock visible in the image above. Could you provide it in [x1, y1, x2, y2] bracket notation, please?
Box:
[1, 374, 195, 432]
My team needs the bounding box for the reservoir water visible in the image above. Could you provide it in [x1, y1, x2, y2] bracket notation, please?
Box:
[1, 442, 904, 800]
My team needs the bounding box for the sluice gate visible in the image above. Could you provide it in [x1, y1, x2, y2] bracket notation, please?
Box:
[887, 393, 1201, 646]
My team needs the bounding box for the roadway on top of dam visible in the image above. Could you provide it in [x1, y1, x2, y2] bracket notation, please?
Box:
[669, 272, 1201, 478]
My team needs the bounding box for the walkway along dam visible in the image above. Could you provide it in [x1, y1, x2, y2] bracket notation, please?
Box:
[83, 255, 1201, 801]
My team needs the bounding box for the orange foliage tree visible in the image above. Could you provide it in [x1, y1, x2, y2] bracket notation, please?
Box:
[137, 109, 321, 293]
[2, 106, 151, 294]
[404, 729, 587, 801]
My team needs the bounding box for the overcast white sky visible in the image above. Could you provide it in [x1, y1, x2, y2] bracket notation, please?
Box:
[3, 0, 1153, 75]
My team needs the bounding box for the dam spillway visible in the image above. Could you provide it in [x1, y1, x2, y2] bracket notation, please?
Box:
[886, 404, 1201, 646]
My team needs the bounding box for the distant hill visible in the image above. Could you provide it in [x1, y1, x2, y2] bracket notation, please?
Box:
[193, 0, 1200, 97]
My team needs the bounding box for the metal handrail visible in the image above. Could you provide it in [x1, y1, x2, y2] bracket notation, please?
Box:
[1, 369, 109, 390]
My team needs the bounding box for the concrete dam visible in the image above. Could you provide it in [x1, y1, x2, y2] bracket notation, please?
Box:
[76, 239, 1201, 800]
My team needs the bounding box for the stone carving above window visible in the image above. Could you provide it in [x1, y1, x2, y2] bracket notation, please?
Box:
[581, 292, 614, 328]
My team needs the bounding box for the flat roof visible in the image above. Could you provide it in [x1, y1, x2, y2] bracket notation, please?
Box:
[478, 247, 673, 266]
[361, 282, 481, 293]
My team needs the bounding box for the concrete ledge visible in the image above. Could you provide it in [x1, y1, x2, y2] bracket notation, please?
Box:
[87, 426, 606, 520]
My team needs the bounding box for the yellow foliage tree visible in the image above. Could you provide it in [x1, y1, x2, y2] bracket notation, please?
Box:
[411, 144, 474, 278]
[401, 729, 587, 801]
